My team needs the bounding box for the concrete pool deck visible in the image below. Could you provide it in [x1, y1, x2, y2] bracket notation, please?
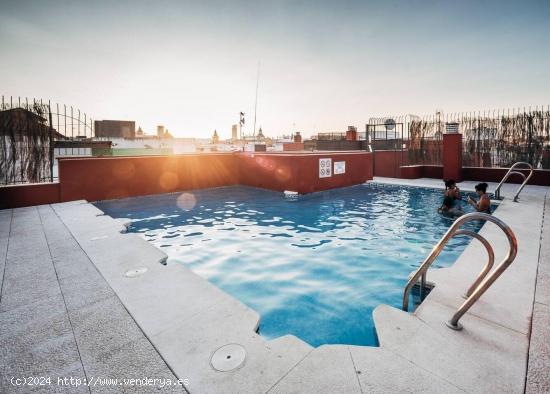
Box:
[0, 178, 548, 393]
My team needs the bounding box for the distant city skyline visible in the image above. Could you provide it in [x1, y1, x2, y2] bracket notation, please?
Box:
[1, 0, 549, 139]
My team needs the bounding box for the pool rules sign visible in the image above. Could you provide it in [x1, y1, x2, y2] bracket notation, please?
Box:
[319, 158, 332, 178]
[334, 161, 345, 174]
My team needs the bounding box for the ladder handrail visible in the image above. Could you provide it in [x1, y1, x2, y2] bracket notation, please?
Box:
[494, 162, 533, 201]
[458, 230, 495, 298]
[415, 229, 495, 302]
[403, 216, 495, 311]
[402, 212, 517, 330]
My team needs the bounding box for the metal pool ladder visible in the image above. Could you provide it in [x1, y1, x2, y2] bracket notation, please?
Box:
[494, 162, 533, 201]
[402, 212, 517, 330]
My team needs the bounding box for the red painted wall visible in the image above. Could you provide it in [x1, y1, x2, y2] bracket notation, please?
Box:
[462, 167, 550, 186]
[283, 143, 305, 151]
[373, 150, 408, 178]
[398, 165, 550, 186]
[237, 152, 373, 194]
[58, 154, 239, 202]
[443, 133, 462, 181]
[1, 152, 373, 208]
[424, 165, 444, 179]
[398, 165, 444, 180]
[399, 165, 423, 179]
[0, 183, 60, 209]
[57, 151, 372, 202]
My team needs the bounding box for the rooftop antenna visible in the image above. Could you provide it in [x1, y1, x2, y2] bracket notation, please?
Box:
[253, 60, 261, 144]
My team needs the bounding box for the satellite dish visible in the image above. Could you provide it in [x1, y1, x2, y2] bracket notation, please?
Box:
[384, 118, 396, 131]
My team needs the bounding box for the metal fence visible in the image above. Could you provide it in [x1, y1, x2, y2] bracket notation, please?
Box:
[315, 132, 346, 141]
[408, 120, 443, 165]
[1, 96, 94, 184]
[367, 106, 550, 169]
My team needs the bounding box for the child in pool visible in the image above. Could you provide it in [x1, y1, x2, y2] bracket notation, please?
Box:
[438, 196, 463, 217]
[444, 179, 461, 201]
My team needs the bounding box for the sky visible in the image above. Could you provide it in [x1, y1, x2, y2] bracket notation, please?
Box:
[1, 0, 549, 139]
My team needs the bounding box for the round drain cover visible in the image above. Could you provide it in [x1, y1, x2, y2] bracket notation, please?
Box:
[211, 344, 246, 372]
[124, 267, 148, 278]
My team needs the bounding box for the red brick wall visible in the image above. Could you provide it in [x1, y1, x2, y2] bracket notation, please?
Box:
[237, 152, 373, 194]
[0, 183, 60, 209]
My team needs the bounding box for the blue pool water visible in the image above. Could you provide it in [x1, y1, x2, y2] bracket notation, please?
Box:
[95, 183, 489, 347]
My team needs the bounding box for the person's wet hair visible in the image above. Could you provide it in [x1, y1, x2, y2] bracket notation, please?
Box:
[475, 182, 488, 193]
[444, 179, 456, 189]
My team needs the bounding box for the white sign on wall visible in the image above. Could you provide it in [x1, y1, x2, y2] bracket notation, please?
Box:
[334, 161, 346, 175]
[319, 158, 332, 178]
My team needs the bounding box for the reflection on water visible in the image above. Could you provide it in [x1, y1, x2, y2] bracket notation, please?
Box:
[95, 184, 487, 347]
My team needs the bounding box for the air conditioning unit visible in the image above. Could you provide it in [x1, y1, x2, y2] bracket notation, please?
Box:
[446, 122, 459, 133]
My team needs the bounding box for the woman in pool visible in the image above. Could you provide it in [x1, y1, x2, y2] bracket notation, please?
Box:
[468, 182, 491, 213]
[444, 179, 461, 200]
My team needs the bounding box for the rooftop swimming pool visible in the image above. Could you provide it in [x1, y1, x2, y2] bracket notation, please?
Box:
[95, 183, 490, 347]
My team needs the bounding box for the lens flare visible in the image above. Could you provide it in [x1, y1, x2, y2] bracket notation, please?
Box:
[275, 165, 291, 181]
[176, 193, 197, 210]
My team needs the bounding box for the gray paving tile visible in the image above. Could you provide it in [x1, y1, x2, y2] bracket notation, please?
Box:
[349, 346, 465, 394]
[52, 252, 99, 280]
[70, 296, 145, 361]
[58, 268, 115, 312]
[3, 256, 57, 282]
[86, 339, 185, 394]
[0, 294, 65, 340]
[0, 277, 62, 312]
[6, 238, 49, 258]
[0, 210, 10, 303]
[49, 240, 84, 259]
[535, 217, 550, 306]
[269, 345, 361, 394]
[0, 294, 86, 392]
[526, 303, 550, 394]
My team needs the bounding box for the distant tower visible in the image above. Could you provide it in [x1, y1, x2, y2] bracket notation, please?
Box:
[231, 124, 238, 142]
[136, 126, 144, 136]
[257, 126, 265, 142]
[212, 130, 219, 144]
[157, 125, 165, 139]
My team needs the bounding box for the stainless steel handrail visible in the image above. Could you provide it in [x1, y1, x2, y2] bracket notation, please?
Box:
[402, 212, 517, 331]
[403, 218, 495, 311]
[494, 162, 533, 201]
[457, 230, 495, 299]
[416, 229, 495, 302]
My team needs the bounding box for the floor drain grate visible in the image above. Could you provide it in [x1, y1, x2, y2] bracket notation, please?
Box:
[210, 344, 246, 372]
[124, 267, 148, 278]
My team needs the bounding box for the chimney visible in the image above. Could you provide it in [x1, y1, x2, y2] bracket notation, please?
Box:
[346, 126, 357, 141]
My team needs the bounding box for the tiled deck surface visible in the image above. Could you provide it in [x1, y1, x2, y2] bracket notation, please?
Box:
[0, 178, 549, 393]
[0, 205, 185, 393]
[526, 193, 550, 394]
